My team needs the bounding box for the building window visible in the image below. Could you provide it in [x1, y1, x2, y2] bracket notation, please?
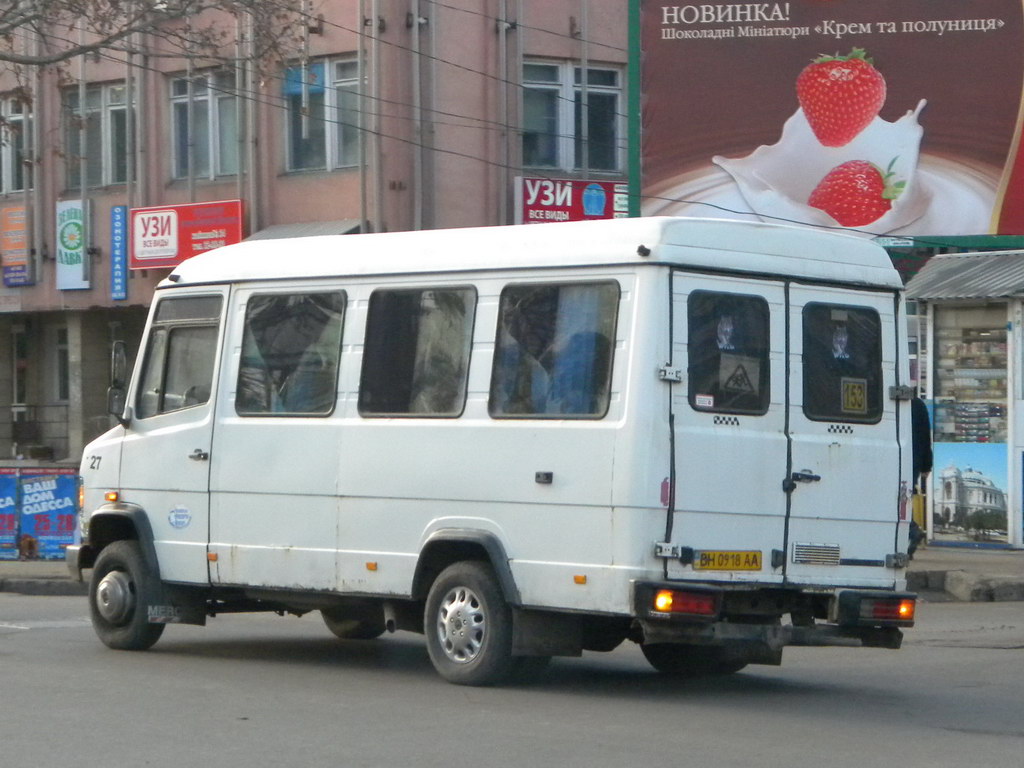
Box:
[285, 60, 361, 172]
[522, 62, 623, 172]
[170, 71, 238, 179]
[0, 97, 30, 193]
[56, 327, 69, 402]
[11, 325, 27, 410]
[63, 83, 133, 188]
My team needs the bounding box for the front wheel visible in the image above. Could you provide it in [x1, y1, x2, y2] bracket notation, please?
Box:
[424, 561, 517, 686]
[641, 643, 747, 676]
[89, 540, 165, 651]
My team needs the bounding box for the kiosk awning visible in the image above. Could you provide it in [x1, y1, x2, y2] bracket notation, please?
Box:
[245, 219, 361, 241]
[905, 250, 1024, 300]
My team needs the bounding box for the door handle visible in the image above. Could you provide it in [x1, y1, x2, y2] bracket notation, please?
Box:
[189, 448, 209, 461]
[782, 470, 820, 492]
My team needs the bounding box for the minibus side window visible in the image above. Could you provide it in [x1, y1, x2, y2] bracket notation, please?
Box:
[236, 292, 346, 416]
[359, 287, 476, 417]
[489, 281, 618, 418]
[136, 295, 223, 419]
[802, 303, 882, 423]
[688, 291, 770, 415]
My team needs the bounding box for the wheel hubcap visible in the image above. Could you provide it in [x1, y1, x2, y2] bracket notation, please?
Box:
[436, 586, 486, 664]
[96, 570, 135, 625]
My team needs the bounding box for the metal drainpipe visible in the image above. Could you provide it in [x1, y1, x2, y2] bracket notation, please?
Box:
[125, 7, 134, 212]
[77, 19, 89, 287]
[373, 0, 384, 232]
[246, 11, 259, 233]
[31, 28, 43, 282]
[186, 22, 195, 203]
[358, 0, 368, 232]
[498, 0, 508, 225]
[235, 14, 245, 212]
[579, 0, 589, 178]
[412, 0, 422, 231]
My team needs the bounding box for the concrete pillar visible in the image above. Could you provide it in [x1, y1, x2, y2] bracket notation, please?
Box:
[66, 312, 85, 461]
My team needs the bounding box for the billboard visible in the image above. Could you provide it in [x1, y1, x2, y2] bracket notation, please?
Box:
[516, 177, 630, 224]
[130, 199, 243, 270]
[1, 205, 32, 287]
[56, 199, 90, 290]
[0, 468, 78, 561]
[637, 1, 1024, 236]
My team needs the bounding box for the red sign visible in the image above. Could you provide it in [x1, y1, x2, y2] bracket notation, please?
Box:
[130, 199, 243, 269]
[517, 177, 628, 224]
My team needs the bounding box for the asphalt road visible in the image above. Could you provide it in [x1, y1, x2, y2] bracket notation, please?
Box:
[2, 595, 1022, 768]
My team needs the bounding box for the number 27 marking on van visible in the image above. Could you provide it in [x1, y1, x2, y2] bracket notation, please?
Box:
[87, 456, 101, 470]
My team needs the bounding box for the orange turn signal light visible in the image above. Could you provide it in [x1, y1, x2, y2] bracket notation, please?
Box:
[104, 491, 119, 503]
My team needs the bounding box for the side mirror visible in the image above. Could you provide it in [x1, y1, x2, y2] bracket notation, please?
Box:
[108, 341, 130, 427]
[111, 340, 128, 389]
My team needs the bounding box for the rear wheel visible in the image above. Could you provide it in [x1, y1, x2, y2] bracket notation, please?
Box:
[424, 561, 517, 686]
[89, 540, 165, 651]
[641, 643, 747, 676]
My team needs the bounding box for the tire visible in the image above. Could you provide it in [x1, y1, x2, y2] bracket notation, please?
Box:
[89, 540, 165, 651]
[321, 606, 386, 640]
[641, 643, 748, 677]
[424, 561, 517, 686]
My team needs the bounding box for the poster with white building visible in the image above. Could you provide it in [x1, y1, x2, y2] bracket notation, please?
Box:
[932, 443, 1008, 544]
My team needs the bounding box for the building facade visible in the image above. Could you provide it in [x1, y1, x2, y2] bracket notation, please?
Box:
[0, 1, 628, 464]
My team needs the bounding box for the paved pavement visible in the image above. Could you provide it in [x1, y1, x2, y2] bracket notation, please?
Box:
[1, 543, 1022, 601]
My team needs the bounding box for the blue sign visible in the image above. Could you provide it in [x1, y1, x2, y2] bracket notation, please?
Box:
[0, 470, 17, 560]
[111, 205, 128, 301]
[18, 471, 78, 560]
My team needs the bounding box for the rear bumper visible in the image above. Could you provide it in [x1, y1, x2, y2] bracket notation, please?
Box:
[633, 581, 915, 651]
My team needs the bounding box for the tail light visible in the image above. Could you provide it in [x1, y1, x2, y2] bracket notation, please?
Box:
[837, 590, 916, 627]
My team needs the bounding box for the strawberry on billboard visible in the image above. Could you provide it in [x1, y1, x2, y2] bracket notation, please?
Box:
[130, 199, 243, 269]
[637, 1, 1024, 237]
[517, 177, 629, 224]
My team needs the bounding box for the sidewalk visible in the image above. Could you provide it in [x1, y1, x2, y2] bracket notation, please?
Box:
[1, 544, 1022, 600]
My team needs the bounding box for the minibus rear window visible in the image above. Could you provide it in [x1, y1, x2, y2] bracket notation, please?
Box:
[236, 292, 346, 416]
[359, 287, 476, 417]
[688, 291, 770, 415]
[802, 303, 882, 423]
[489, 281, 618, 418]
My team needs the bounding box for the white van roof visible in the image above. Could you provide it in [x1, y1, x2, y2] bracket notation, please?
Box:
[165, 217, 903, 290]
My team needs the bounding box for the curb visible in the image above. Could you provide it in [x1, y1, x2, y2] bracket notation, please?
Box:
[906, 569, 1024, 602]
[0, 577, 88, 597]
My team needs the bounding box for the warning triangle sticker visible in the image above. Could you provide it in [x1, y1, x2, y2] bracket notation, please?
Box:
[722, 364, 755, 393]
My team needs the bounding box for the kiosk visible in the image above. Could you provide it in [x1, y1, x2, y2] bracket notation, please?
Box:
[906, 251, 1024, 549]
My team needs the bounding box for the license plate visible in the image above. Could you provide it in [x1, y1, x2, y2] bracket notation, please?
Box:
[694, 550, 762, 570]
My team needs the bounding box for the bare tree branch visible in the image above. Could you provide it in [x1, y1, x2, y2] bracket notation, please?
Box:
[0, 0, 308, 69]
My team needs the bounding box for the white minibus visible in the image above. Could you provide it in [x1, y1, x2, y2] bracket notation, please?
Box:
[69, 216, 917, 685]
